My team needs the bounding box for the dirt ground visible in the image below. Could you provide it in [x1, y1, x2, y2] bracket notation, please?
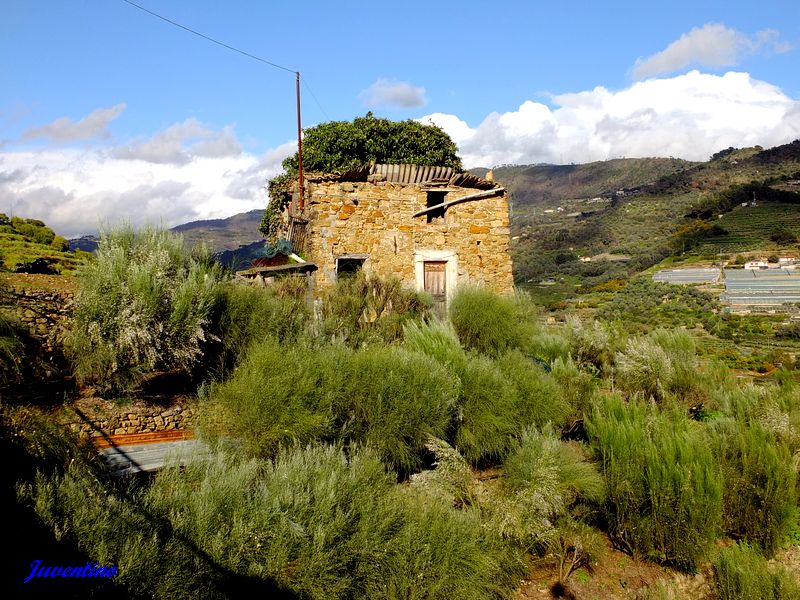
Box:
[517, 540, 800, 600]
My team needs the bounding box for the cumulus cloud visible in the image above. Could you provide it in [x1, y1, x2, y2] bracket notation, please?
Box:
[359, 79, 427, 108]
[110, 118, 243, 165]
[421, 71, 800, 168]
[633, 24, 791, 80]
[22, 104, 126, 142]
[0, 130, 293, 237]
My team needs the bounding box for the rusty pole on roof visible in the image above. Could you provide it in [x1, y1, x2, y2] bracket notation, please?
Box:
[296, 72, 304, 212]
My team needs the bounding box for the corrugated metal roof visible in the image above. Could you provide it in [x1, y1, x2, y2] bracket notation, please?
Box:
[304, 163, 498, 190]
[372, 164, 454, 184]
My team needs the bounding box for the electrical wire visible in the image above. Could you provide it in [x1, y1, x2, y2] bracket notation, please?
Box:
[302, 78, 330, 121]
[121, 0, 297, 75]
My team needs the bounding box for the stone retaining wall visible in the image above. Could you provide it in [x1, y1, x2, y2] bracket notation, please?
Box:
[3, 285, 74, 356]
[65, 402, 196, 439]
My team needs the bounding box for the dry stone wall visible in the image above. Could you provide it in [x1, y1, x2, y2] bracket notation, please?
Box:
[64, 402, 195, 439]
[302, 181, 514, 296]
[4, 286, 73, 356]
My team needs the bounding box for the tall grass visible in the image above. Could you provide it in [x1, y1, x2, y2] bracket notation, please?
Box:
[711, 419, 798, 555]
[448, 285, 538, 356]
[212, 280, 309, 373]
[587, 395, 723, 570]
[318, 273, 430, 347]
[202, 338, 457, 472]
[714, 543, 800, 600]
[66, 225, 224, 392]
[615, 329, 699, 403]
[147, 445, 524, 599]
[0, 309, 28, 392]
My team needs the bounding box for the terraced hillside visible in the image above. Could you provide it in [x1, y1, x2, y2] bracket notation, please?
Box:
[501, 141, 800, 288]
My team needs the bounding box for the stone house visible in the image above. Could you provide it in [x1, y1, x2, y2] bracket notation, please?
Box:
[279, 164, 514, 312]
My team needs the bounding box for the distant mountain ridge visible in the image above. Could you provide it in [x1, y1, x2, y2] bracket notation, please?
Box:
[172, 209, 264, 253]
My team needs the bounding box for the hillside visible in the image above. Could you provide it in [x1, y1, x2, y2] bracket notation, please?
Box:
[0, 215, 89, 274]
[502, 141, 800, 286]
[171, 208, 264, 253]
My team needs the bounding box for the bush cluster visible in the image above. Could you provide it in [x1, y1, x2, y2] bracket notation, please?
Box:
[587, 396, 723, 570]
[66, 226, 224, 392]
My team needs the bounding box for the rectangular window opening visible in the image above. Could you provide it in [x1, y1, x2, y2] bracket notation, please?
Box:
[426, 191, 447, 223]
[336, 257, 365, 279]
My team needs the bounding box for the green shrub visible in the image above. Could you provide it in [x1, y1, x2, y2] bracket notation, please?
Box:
[0, 309, 27, 391]
[66, 226, 224, 392]
[550, 356, 600, 429]
[711, 419, 797, 555]
[564, 316, 623, 373]
[203, 339, 458, 472]
[340, 346, 458, 472]
[615, 329, 699, 403]
[448, 285, 536, 356]
[504, 426, 605, 508]
[148, 445, 524, 600]
[319, 273, 430, 348]
[495, 350, 570, 430]
[482, 427, 604, 555]
[403, 319, 467, 372]
[586, 396, 722, 570]
[213, 280, 309, 372]
[453, 354, 519, 463]
[714, 543, 800, 600]
[403, 321, 568, 465]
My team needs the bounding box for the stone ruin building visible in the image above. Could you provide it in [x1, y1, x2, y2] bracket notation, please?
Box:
[244, 164, 514, 313]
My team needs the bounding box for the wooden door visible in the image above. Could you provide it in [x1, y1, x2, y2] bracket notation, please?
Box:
[424, 261, 447, 316]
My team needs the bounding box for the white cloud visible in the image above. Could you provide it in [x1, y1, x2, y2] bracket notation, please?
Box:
[23, 104, 126, 142]
[422, 71, 800, 168]
[0, 131, 294, 237]
[110, 118, 243, 165]
[359, 79, 427, 109]
[633, 24, 791, 80]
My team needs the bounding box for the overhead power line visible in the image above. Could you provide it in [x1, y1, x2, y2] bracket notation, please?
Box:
[121, 0, 296, 74]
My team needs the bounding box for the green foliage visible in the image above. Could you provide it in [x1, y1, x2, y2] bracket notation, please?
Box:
[319, 272, 430, 348]
[615, 329, 699, 403]
[403, 318, 568, 465]
[261, 113, 462, 238]
[711, 419, 798, 555]
[403, 319, 467, 372]
[50, 235, 69, 252]
[448, 285, 537, 357]
[212, 280, 309, 372]
[547, 517, 606, 586]
[283, 112, 462, 176]
[66, 226, 224, 392]
[504, 426, 605, 508]
[713, 543, 800, 600]
[0, 309, 28, 391]
[203, 338, 457, 472]
[146, 445, 523, 600]
[587, 396, 723, 570]
[597, 278, 720, 332]
[483, 426, 603, 554]
[564, 316, 623, 373]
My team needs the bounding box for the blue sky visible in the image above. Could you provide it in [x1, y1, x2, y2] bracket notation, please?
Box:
[1, 0, 799, 236]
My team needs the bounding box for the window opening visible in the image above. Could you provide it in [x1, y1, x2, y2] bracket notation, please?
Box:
[425, 191, 447, 223]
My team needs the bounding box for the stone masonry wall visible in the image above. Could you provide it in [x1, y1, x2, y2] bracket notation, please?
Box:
[4, 286, 74, 356]
[64, 402, 195, 439]
[302, 181, 514, 296]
